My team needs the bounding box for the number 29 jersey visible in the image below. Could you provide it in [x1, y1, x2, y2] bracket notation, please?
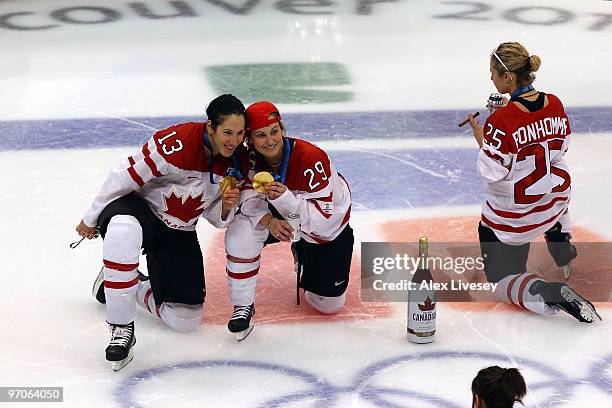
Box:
[477, 93, 572, 244]
[243, 137, 352, 244]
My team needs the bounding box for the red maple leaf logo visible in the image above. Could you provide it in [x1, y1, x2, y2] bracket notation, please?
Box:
[162, 190, 206, 223]
[418, 296, 436, 311]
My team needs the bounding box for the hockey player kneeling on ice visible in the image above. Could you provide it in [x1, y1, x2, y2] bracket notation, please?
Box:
[466, 42, 601, 323]
[75, 95, 249, 371]
[224, 101, 354, 340]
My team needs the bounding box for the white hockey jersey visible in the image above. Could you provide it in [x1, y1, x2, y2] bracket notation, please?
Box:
[239, 137, 351, 243]
[82, 122, 248, 231]
[477, 94, 572, 244]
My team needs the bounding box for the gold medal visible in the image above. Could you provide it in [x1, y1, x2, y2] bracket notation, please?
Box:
[220, 176, 237, 194]
[252, 171, 274, 193]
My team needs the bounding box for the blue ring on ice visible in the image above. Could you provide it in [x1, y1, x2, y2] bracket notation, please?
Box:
[115, 351, 585, 407]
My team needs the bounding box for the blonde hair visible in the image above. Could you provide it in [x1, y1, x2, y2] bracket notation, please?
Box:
[491, 42, 542, 88]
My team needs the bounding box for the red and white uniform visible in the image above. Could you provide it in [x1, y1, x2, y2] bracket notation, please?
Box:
[225, 137, 351, 306]
[82, 122, 246, 230]
[477, 94, 572, 244]
[243, 137, 351, 242]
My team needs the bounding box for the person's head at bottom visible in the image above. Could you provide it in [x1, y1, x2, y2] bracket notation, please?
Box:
[471, 366, 527, 408]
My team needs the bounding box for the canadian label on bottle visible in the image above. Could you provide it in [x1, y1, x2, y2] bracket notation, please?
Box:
[407, 286, 437, 339]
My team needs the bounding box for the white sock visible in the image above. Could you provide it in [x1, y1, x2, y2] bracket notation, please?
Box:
[495, 274, 558, 316]
[305, 292, 346, 314]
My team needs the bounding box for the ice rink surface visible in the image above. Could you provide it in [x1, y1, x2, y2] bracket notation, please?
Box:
[1, 0, 611, 406]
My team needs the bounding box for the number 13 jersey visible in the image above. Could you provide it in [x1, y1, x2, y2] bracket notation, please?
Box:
[477, 93, 572, 244]
[82, 122, 247, 231]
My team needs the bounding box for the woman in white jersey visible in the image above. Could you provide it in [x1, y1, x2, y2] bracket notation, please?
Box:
[75, 94, 248, 370]
[466, 42, 600, 323]
[223, 101, 354, 338]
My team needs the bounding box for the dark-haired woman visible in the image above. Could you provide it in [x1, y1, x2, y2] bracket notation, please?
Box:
[466, 42, 600, 324]
[471, 366, 526, 408]
[75, 94, 248, 370]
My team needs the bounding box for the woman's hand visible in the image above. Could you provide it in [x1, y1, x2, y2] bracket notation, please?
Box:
[467, 113, 484, 148]
[266, 182, 287, 200]
[221, 187, 240, 220]
[76, 220, 97, 239]
[268, 218, 294, 242]
[486, 95, 509, 112]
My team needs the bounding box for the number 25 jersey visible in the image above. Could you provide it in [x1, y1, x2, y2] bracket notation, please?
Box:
[477, 93, 572, 244]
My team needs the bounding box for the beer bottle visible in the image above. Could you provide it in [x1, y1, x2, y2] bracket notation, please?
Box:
[407, 236, 437, 343]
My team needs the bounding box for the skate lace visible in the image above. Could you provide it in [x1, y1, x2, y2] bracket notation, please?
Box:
[109, 325, 133, 347]
[230, 306, 251, 321]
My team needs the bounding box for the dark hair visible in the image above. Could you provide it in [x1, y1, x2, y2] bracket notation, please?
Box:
[205, 94, 246, 130]
[471, 366, 527, 408]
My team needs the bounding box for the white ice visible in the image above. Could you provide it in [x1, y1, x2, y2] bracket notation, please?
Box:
[1, 1, 611, 407]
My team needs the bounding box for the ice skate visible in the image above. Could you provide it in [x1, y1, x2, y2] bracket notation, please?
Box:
[532, 281, 602, 323]
[106, 321, 136, 372]
[561, 262, 573, 279]
[92, 266, 106, 304]
[228, 304, 255, 342]
[93, 268, 149, 304]
[557, 285, 602, 323]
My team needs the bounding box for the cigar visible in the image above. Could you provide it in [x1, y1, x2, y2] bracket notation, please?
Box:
[458, 111, 480, 128]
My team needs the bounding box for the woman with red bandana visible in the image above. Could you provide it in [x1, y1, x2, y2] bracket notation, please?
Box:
[224, 101, 353, 339]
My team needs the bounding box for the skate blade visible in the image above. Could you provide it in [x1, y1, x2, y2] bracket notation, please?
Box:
[92, 267, 104, 299]
[236, 324, 254, 342]
[562, 263, 572, 279]
[111, 349, 134, 372]
[561, 287, 602, 323]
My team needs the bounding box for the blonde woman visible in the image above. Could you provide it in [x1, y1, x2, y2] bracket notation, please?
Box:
[466, 42, 600, 323]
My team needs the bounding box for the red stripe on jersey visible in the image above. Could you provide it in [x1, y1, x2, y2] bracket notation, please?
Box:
[481, 208, 565, 233]
[304, 221, 351, 244]
[341, 204, 351, 226]
[304, 232, 330, 244]
[486, 196, 569, 219]
[103, 259, 138, 271]
[483, 148, 504, 164]
[127, 166, 145, 187]
[144, 288, 153, 313]
[506, 275, 521, 305]
[312, 200, 333, 219]
[227, 268, 259, 279]
[518, 274, 539, 310]
[142, 144, 163, 177]
[104, 277, 139, 289]
[226, 254, 261, 263]
[128, 156, 135, 166]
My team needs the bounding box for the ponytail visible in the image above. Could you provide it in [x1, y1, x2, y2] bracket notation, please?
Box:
[472, 366, 527, 408]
